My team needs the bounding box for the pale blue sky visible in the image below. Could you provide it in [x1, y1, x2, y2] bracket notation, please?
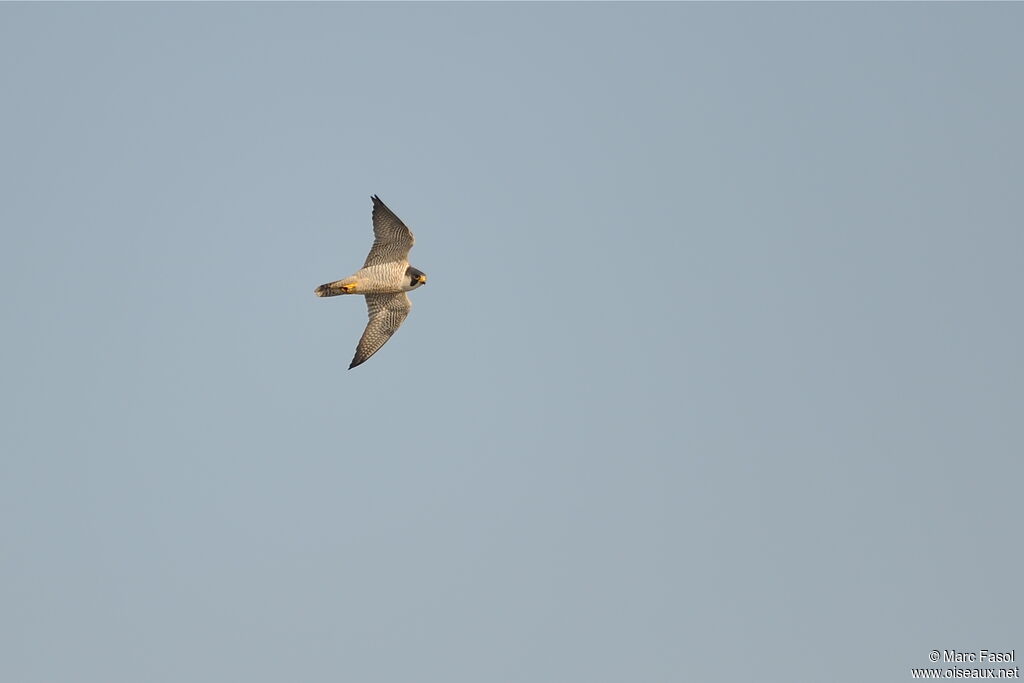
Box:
[2, 4, 1022, 682]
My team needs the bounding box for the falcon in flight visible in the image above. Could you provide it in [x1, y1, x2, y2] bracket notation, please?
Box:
[314, 196, 427, 369]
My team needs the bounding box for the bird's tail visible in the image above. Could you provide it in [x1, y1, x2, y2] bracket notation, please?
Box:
[314, 278, 356, 297]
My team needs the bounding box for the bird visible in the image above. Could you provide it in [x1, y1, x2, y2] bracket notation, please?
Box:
[314, 195, 427, 369]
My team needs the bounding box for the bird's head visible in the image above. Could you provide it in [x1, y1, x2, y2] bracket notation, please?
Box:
[406, 266, 427, 290]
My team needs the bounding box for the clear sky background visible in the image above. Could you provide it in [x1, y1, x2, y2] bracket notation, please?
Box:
[2, 4, 1021, 682]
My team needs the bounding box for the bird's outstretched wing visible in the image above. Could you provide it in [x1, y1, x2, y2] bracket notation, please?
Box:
[363, 195, 415, 267]
[350, 293, 412, 369]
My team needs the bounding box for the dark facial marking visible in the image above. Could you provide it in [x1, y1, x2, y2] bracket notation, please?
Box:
[406, 266, 426, 285]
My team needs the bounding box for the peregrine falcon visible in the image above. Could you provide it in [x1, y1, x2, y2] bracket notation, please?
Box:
[314, 195, 427, 369]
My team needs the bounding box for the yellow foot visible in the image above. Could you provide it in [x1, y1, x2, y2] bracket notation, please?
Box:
[340, 283, 358, 294]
